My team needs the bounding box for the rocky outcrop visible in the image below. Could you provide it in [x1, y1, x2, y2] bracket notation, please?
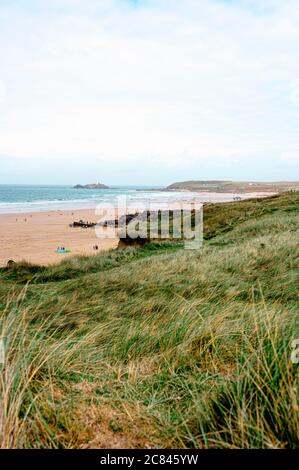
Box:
[98, 213, 139, 228]
[6, 259, 16, 269]
[74, 183, 109, 189]
[70, 220, 96, 228]
[117, 236, 149, 249]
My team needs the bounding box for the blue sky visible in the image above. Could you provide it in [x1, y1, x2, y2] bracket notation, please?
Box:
[0, 0, 298, 185]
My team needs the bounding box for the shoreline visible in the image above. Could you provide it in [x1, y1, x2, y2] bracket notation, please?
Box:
[0, 192, 277, 267]
[0, 191, 277, 215]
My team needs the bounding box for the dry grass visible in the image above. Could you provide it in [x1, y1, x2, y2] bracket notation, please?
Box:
[0, 192, 298, 448]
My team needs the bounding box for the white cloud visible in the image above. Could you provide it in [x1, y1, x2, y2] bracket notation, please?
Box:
[0, 80, 6, 104]
[281, 149, 299, 162]
[0, 0, 299, 182]
[290, 79, 299, 104]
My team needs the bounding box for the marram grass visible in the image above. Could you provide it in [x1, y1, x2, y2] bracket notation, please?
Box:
[0, 192, 298, 448]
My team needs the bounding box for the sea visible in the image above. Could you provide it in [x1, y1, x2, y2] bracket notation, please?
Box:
[0, 185, 205, 214]
[0, 184, 251, 214]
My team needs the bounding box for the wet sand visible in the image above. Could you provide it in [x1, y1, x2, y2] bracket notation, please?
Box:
[0, 208, 119, 267]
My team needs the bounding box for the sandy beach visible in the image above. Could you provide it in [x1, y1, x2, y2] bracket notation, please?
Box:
[0, 191, 276, 267]
[0, 208, 119, 267]
[0, 201, 196, 267]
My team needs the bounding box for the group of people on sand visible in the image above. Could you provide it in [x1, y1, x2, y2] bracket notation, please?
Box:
[57, 245, 99, 252]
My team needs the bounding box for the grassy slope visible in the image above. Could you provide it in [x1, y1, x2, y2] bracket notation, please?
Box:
[166, 180, 299, 192]
[0, 192, 298, 448]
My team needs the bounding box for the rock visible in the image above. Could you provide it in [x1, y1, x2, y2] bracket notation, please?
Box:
[98, 213, 139, 228]
[73, 183, 109, 189]
[7, 260, 16, 269]
[117, 236, 149, 249]
[70, 220, 96, 228]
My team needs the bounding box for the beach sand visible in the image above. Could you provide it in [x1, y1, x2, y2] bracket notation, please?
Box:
[0, 208, 119, 267]
[0, 191, 275, 267]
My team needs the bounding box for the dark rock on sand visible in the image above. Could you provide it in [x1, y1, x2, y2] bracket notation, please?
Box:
[7, 260, 16, 269]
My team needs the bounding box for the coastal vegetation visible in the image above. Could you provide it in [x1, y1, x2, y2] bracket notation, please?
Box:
[166, 180, 299, 193]
[0, 192, 298, 448]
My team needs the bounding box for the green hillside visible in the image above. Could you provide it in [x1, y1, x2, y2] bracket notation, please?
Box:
[0, 192, 298, 448]
[166, 180, 299, 193]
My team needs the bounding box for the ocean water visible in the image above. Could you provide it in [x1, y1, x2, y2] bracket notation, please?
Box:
[0, 185, 204, 214]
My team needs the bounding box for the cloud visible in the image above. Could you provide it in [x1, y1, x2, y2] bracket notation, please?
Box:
[290, 79, 299, 104]
[0, 0, 299, 183]
[281, 149, 299, 161]
[0, 80, 6, 104]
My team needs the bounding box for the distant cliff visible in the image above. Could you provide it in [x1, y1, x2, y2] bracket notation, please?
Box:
[165, 180, 299, 193]
[74, 183, 109, 189]
[166, 180, 231, 191]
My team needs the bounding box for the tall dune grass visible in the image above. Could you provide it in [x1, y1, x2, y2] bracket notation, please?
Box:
[0, 192, 298, 448]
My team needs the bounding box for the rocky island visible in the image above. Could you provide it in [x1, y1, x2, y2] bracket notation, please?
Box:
[73, 182, 109, 189]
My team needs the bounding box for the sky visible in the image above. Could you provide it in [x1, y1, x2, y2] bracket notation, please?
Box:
[0, 0, 298, 185]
